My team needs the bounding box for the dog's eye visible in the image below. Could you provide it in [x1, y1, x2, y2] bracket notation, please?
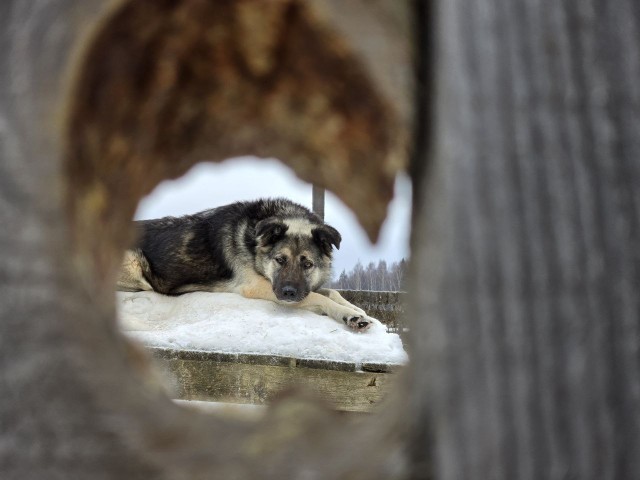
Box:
[303, 261, 314, 270]
[275, 256, 286, 265]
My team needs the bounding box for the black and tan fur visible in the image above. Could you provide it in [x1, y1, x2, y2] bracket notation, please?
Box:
[118, 198, 372, 331]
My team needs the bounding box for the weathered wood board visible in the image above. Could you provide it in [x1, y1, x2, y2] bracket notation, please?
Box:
[150, 347, 402, 413]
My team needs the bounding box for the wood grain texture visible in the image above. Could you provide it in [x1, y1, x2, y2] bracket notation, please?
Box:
[0, 1, 412, 479]
[406, 1, 640, 479]
[5, 0, 640, 478]
[152, 351, 397, 413]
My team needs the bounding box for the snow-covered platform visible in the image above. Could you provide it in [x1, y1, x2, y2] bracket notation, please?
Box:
[118, 291, 408, 412]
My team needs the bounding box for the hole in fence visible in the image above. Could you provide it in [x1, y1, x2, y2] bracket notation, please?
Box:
[64, 2, 412, 453]
[116, 156, 411, 415]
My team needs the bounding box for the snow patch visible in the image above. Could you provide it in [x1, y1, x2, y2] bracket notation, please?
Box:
[117, 291, 407, 365]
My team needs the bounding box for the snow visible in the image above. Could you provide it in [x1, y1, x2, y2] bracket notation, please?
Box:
[117, 291, 407, 365]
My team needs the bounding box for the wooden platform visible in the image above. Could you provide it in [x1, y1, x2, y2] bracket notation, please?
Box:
[150, 347, 403, 413]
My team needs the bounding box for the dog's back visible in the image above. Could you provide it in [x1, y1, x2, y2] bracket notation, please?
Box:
[119, 199, 324, 295]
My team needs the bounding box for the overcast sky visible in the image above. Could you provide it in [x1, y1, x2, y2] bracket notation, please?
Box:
[135, 156, 411, 277]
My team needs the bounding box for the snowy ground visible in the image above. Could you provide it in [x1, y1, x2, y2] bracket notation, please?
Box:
[117, 291, 408, 365]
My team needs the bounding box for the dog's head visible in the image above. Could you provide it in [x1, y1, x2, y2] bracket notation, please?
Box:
[255, 217, 341, 303]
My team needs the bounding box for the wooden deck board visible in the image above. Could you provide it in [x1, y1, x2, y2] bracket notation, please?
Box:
[149, 347, 402, 412]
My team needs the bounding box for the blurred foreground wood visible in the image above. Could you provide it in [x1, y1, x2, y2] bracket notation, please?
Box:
[1, 0, 640, 479]
[410, 1, 640, 478]
[151, 348, 401, 413]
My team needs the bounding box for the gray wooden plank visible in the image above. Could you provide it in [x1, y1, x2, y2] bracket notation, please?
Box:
[150, 349, 400, 412]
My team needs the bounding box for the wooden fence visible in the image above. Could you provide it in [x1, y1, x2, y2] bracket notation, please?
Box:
[338, 289, 406, 335]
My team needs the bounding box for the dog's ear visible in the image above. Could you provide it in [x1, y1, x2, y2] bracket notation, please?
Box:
[255, 218, 288, 247]
[312, 225, 342, 256]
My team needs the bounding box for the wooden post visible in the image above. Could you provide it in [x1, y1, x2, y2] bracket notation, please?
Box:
[406, 1, 640, 479]
[312, 184, 325, 220]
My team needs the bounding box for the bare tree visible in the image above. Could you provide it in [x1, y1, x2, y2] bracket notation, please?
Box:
[331, 259, 406, 292]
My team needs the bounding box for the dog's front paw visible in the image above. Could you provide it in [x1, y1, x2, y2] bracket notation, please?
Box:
[342, 314, 373, 332]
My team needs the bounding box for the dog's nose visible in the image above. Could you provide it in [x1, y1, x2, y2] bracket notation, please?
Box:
[281, 285, 298, 300]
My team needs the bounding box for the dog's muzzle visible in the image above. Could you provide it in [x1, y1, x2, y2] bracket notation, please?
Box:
[275, 284, 308, 303]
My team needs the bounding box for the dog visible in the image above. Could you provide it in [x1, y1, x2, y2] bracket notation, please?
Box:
[117, 198, 372, 331]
